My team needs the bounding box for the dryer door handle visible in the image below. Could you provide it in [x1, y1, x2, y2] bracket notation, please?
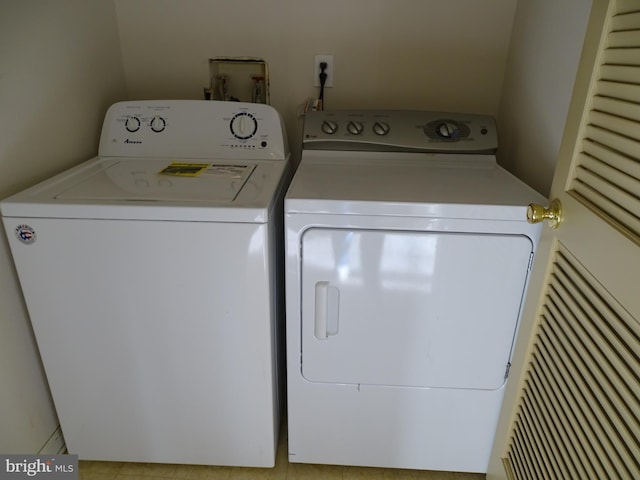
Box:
[314, 281, 340, 340]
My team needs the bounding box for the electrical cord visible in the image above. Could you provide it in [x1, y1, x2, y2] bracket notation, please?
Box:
[318, 62, 327, 110]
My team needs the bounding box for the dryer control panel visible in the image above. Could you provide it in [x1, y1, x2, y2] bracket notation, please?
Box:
[99, 100, 288, 160]
[303, 110, 497, 154]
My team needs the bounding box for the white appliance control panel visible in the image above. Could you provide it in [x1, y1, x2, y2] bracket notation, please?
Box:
[99, 100, 288, 160]
[303, 109, 497, 153]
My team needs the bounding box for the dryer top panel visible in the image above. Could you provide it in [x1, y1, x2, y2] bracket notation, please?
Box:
[285, 150, 546, 221]
[302, 110, 497, 154]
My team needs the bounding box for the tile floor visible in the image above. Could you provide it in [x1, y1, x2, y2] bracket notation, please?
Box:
[78, 420, 486, 480]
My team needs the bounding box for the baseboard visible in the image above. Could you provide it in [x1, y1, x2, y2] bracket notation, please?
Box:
[38, 426, 66, 455]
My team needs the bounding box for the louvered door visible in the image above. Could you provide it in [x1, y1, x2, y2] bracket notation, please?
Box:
[573, 0, 640, 239]
[488, 1, 640, 479]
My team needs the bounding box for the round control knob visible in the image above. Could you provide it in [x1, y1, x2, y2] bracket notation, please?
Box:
[150, 116, 166, 133]
[437, 122, 459, 139]
[347, 121, 364, 135]
[372, 121, 390, 136]
[321, 120, 338, 135]
[424, 119, 470, 141]
[125, 116, 141, 133]
[230, 112, 258, 140]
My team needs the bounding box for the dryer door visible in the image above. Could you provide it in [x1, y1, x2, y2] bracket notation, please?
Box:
[300, 227, 533, 390]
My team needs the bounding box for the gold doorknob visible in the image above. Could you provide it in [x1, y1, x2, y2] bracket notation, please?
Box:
[527, 198, 563, 229]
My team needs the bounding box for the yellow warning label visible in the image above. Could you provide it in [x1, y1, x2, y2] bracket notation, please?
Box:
[159, 162, 210, 177]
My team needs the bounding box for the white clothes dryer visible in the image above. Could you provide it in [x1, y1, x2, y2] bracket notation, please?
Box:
[284, 110, 546, 473]
[2, 101, 291, 467]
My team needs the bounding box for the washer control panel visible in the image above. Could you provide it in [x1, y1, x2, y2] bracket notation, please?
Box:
[303, 110, 497, 153]
[98, 100, 288, 160]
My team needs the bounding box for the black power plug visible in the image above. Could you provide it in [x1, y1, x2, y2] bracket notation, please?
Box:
[318, 61, 328, 110]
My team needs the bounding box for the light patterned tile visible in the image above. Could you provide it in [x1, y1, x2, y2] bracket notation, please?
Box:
[447, 473, 485, 480]
[79, 461, 125, 475]
[228, 466, 287, 480]
[116, 462, 177, 478]
[287, 463, 343, 480]
[171, 464, 232, 480]
[79, 461, 125, 480]
[395, 469, 485, 480]
[342, 466, 397, 480]
[81, 472, 121, 480]
[395, 469, 436, 480]
[114, 476, 175, 480]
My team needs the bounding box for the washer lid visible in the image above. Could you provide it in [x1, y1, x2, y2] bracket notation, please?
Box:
[57, 160, 256, 203]
[1, 157, 289, 222]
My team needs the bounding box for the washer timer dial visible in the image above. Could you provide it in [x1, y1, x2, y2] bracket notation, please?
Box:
[230, 112, 258, 140]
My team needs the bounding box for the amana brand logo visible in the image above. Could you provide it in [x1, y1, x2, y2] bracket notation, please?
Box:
[124, 139, 142, 144]
[15, 225, 36, 244]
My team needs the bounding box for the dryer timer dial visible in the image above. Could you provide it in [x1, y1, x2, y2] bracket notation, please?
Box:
[424, 119, 470, 141]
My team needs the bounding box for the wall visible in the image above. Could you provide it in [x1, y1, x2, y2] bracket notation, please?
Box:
[0, 0, 126, 452]
[113, 0, 518, 160]
[496, 0, 593, 196]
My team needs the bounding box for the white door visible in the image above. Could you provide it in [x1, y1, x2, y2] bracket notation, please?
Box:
[488, 1, 640, 478]
[300, 227, 534, 390]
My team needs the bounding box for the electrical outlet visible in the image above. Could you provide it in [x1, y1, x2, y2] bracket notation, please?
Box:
[314, 55, 334, 87]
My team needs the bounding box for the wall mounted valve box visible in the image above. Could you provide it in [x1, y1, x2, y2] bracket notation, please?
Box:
[204, 57, 270, 105]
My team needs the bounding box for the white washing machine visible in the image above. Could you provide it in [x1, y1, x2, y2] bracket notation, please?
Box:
[285, 110, 546, 473]
[1, 100, 291, 467]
